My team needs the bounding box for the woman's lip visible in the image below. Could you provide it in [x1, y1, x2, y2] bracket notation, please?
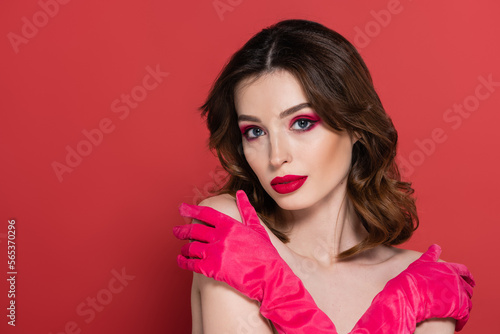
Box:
[271, 175, 308, 194]
[271, 175, 307, 185]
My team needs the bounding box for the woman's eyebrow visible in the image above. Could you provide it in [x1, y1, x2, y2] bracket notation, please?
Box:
[237, 102, 311, 122]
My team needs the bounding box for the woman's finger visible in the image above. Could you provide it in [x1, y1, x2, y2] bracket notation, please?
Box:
[181, 241, 208, 259]
[178, 203, 234, 228]
[177, 254, 202, 274]
[173, 224, 216, 243]
[235, 190, 260, 227]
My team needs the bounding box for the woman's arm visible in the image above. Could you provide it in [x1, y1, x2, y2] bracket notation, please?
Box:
[414, 318, 456, 334]
[191, 272, 203, 334]
[193, 271, 275, 333]
[189, 195, 275, 333]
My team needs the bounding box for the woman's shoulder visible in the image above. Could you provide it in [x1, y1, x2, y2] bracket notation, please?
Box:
[191, 194, 240, 285]
[197, 193, 242, 222]
[387, 244, 448, 266]
[375, 246, 422, 270]
[383, 245, 463, 282]
[379, 246, 441, 280]
[198, 193, 236, 206]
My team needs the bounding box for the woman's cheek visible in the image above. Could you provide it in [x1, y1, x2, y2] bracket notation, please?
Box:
[243, 142, 263, 169]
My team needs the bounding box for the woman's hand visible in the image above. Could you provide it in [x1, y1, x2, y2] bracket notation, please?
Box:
[406, 247, 475, 331]
[350, 245, 475, 333]
[173, 190, 337, 334]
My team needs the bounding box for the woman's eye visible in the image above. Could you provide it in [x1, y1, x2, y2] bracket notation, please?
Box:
[291, 119, 317, 131]
[244, 127, 265, 140]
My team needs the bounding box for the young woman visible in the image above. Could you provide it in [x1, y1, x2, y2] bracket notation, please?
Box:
[173, 19, 474, 334]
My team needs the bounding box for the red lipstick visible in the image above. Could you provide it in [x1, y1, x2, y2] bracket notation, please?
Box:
[271, 175, 308, 194]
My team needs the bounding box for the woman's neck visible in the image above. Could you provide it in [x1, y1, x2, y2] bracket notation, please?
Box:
[280, 184, 369, 266]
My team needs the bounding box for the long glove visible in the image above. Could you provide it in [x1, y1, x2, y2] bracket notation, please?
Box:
[350, 244, 475, 333]
[173, 190, 337, 334]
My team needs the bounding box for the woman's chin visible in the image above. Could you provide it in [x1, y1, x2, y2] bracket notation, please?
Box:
[273, 196, 311, 212]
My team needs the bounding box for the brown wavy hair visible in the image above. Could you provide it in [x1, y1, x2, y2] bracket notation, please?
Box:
[199, 19, 418, 259]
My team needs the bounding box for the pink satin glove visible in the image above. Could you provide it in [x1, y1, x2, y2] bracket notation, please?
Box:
[350, 244, 475, 333]
[173, 190, 337, 334]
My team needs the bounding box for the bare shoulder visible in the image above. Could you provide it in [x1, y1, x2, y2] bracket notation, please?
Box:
[191, 193, 240, 288]
[385, 246, 448, 275]
[198, 193, 242, 222]
[383, 247, 422, 268]
[393, 247, 448, 263]
[394, 247, 424, 264]
[200, 193, 286, 257]
[371, 246, 423, 280]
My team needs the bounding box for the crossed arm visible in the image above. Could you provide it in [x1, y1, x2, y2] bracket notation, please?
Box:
[191, 267, 455, 334]
[184, 194, 456, 334]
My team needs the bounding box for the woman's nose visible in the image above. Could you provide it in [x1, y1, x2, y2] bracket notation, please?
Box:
[269, 132, 292, 167]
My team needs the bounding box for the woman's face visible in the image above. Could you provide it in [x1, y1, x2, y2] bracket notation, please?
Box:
[234, 70, 357, 211]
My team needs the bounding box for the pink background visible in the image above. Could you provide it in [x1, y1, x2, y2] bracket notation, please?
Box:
[1, 0, 498, 333]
